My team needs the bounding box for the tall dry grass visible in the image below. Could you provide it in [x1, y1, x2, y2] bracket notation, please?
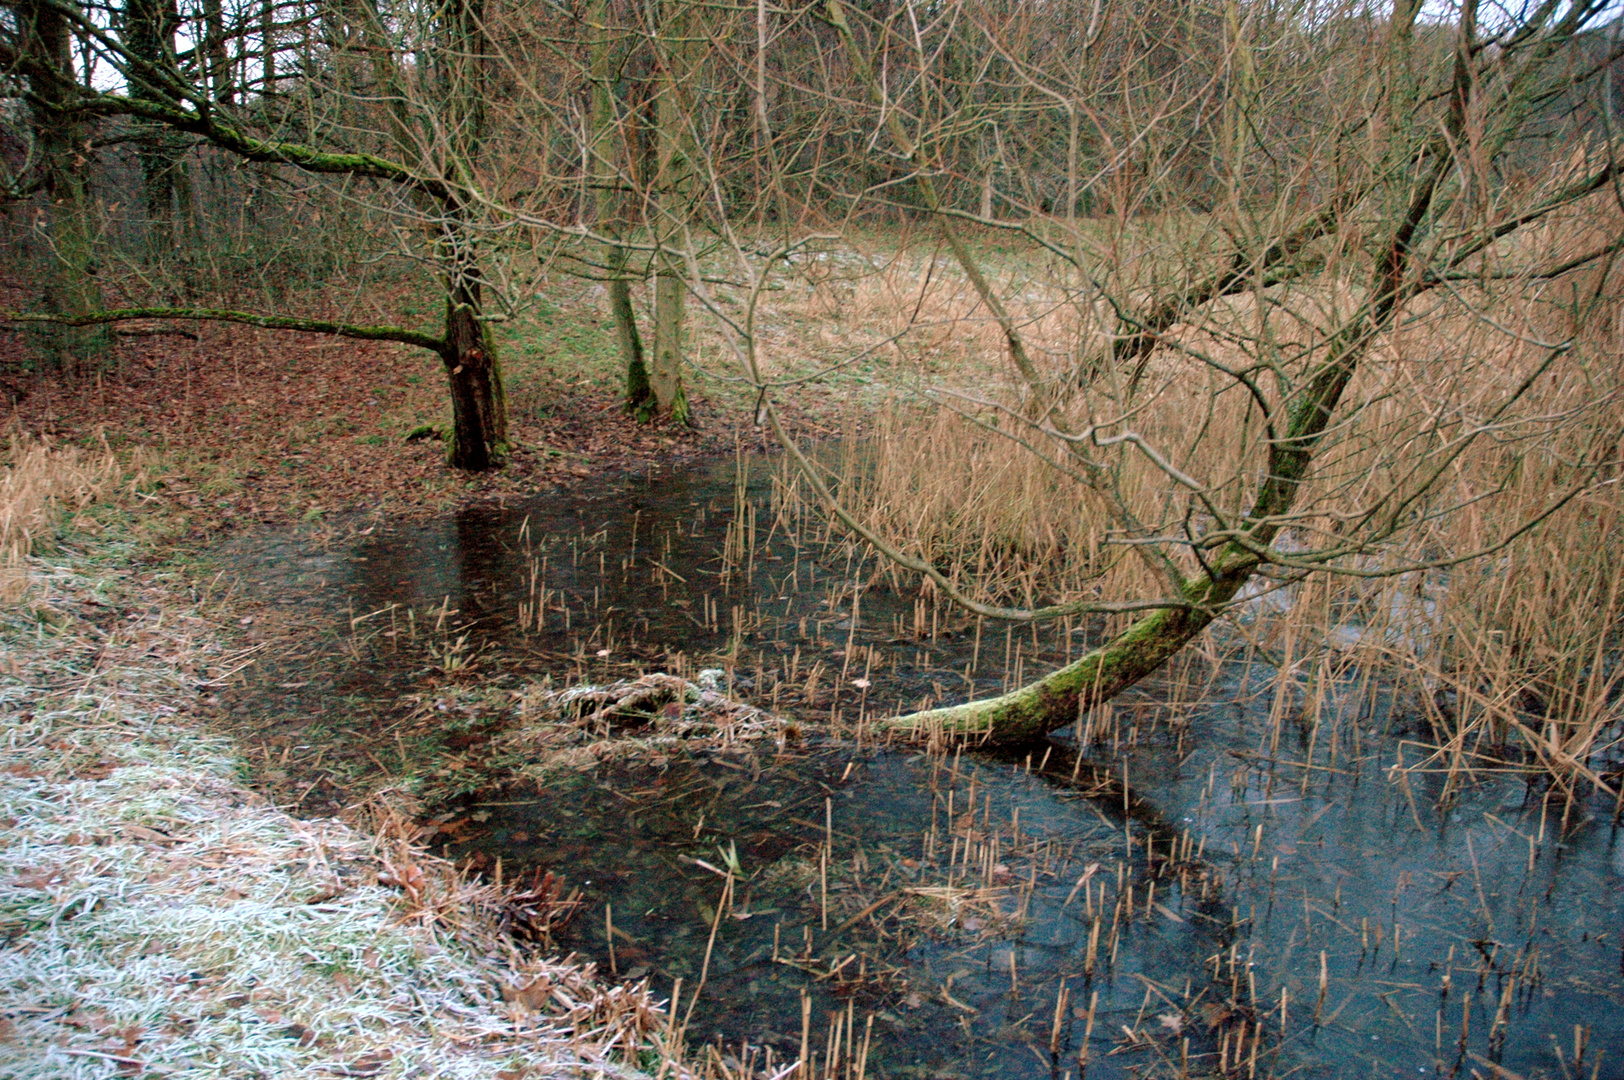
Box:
[779, 192, 1624, 802]
[0, 435, 126, 601]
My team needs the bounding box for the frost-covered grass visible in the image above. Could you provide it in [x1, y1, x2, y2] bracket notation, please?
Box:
[0, 560, 672, 1080]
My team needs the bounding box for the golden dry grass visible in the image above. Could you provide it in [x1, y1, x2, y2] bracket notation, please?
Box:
[0, 434, 130, 602]
[773, 191, 1624, 800]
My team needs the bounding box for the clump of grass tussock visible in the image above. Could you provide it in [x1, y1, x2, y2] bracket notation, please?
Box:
[437, 672, 790, 799]
[0, 435, 131, 602]
[0, 564, 676, 1080]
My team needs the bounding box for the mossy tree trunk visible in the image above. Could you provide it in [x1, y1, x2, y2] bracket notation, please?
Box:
[20, 0, 110, 374]
[611, 267, 651, 415]
[884, 169, 1441, 743]
[811, 0, 1505, 746]
[587, 0, 653, 419]
[647, 0, 694, 426]
[890, 574, 1254, 744]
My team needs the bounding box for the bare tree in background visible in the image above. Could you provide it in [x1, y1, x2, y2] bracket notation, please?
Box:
[1, 0, 511, 468]
[573, 0, 703, 423]
[587, 0, 653, 418]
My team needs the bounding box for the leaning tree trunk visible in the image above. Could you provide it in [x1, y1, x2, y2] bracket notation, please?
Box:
[887, 562, 1256, 743]
[815, 0, 1448, 747]
[882, 212, 1433, 743]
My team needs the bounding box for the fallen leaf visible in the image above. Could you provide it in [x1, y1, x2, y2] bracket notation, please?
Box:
[11, 868, 62, 890]
[282, 1023, 316, 1046]
[501, 977, 552, 1012]
[121, 824, 185, 844]
[328, 1050, 392, 1076]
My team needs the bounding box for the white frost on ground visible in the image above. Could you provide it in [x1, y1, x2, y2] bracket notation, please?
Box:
[0, 561, 670, 1080]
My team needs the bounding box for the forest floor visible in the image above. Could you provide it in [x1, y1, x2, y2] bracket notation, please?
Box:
[0, 257, 934, 549]
[0, 284, 741, 542]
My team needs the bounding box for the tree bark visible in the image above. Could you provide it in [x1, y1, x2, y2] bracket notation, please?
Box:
[888, 566, 1255, 744]
[611, 267, 652, 417]
[648, 0, 693, 425]
[124, 0, 186, 266]
[431, 0, 508, 470]
[587, 0, 653, 419]
[20, 0, 110, 374]
[202, 0, 232, 102]
[650, 264, 689, 423]
[441, 273, 506, 472]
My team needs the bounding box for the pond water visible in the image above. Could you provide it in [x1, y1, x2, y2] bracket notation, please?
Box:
[214, 454, 1624, 1080]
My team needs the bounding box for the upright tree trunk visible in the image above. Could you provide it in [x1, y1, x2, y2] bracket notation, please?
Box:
[651, 266, 688, 421]
[431, 0, 508, 469]
[648, 0, 694, 425]
[203, 0, 233, 102]
[20, 0, 110, 374]
[260, 0, 275, 94]
[125, 0, 187, 267]
[587, 0, 652, 418]
[611, 265, 651, 416]
[441, 264, 506, 471]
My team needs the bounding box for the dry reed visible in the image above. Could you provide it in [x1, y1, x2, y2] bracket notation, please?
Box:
[774, 190, 1624, 800]
[0, 434, 128, 601]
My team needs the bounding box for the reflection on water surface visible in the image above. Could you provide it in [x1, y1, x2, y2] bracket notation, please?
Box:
[216, 455, 1624, 1080]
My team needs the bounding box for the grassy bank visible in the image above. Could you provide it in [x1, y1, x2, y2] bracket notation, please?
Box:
[0, 446, 678, 1080]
